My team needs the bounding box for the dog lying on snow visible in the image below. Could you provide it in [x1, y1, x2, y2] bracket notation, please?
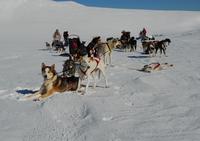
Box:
[139, 62, 174, 73]
[24, 63, 80, 101]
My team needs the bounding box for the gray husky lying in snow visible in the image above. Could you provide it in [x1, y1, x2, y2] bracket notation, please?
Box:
[139, 62, 174, 73]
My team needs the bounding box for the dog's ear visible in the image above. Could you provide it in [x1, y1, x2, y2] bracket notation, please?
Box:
[112, 39, 117, 43]
[42, 63, 45, 68]
[51, 64, 55, 70]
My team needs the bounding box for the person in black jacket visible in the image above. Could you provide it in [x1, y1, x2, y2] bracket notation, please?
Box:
[63, 31, 69, 47]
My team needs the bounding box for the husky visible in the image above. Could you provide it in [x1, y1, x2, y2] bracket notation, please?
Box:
[45, 42, 51, 48]
[128, 36, 137, 52]
[95, 38, 121, 65]
[139, 62, 173, 73]
[155, 38, 171, 56]
[24, 63, 80, 101]
[63, 55, 108, 94]
[77, 56, 109, 94]
[142, 40, 158, 55]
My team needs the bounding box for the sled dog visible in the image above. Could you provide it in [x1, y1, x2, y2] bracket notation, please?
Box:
[139, 62, 173, 73]
[95, 38, 121, 65]
[77, 56, 108, 94]
[24, 63, 80, 101]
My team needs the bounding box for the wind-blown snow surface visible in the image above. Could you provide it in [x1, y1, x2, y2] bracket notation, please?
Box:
[0, 0, 200, 141]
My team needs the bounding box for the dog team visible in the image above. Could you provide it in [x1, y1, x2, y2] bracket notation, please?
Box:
[25, 28, 172, 101]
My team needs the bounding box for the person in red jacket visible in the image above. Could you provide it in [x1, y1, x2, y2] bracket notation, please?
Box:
[142, 28, 147, 36]
[137, 28, 147, 42]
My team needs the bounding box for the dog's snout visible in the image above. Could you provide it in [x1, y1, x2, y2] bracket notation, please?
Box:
[116, 44, 121, 48]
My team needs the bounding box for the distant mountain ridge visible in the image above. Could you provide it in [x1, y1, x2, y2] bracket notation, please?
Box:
[0, 0, 84, 21]
[0, 0, 199, 35]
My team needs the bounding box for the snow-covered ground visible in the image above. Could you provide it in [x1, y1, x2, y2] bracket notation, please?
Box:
[0, 0, 200, 141]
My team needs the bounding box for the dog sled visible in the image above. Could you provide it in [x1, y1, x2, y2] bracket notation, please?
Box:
[51, 40, 64, 52]
[68, 34, 81, 55]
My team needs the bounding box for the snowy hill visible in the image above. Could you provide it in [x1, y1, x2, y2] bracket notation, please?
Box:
[0, 0, 200, 141]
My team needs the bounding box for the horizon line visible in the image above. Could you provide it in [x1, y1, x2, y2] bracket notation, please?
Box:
[54, 0, 200, 12]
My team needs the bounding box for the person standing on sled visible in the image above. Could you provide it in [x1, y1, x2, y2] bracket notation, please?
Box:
[52, 29, 61, 46]
[120, 30, 130, 48]
[63, 31, 69, 47]
[137, 27, 148, 42]
[53, 29, 61, 42]
[142, 28, 147, 37]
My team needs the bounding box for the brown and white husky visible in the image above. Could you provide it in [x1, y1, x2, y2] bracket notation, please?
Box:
[24, 63, 80, 101]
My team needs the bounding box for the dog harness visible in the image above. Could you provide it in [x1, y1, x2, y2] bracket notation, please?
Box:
[80, 57, 100, 75]
[150, 63, 160, 70]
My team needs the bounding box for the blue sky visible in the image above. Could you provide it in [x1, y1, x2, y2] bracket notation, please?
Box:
[55, 0, 200, 11]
